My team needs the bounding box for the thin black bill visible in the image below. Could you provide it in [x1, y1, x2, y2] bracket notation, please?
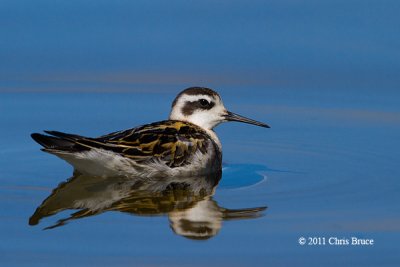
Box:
[224, 111, 270, 128]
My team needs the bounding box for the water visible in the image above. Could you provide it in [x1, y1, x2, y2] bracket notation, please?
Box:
[1, 1, 400, 265]
[1, 89, 399, 266]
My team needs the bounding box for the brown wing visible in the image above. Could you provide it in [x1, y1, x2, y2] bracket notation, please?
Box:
[46, 121, 213, 168]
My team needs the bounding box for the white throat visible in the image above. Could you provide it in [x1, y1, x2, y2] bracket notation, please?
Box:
[169, 94, 224, 149]
[169, 94, 226, 130]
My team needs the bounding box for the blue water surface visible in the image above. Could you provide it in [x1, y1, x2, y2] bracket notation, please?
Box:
[1, 1, 400, 266]
[1, 90, 399, 267]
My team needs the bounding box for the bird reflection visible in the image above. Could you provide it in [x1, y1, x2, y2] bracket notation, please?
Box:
[29, 171, 266, 239]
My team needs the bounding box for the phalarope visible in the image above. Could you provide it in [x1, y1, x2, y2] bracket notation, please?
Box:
[31, 87, 269, 177]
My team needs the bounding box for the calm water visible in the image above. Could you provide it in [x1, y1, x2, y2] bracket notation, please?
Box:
[1, 0, 400, 265]
[1, 87, 399, 266]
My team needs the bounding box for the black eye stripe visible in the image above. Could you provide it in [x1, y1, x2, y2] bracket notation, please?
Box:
[181, 100, 215, 116]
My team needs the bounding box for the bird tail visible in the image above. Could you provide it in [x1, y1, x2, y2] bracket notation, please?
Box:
[31, 131, 86, 152]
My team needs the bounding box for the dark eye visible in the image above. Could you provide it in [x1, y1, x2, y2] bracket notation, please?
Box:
[199, 99, 210, 107]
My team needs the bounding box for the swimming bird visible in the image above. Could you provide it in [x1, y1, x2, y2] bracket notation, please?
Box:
[31, 87, 269, 178]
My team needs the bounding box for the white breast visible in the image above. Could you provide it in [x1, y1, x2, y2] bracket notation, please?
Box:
[48, 140, 221, 178]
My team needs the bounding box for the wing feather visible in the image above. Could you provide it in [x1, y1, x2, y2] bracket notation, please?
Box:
[65, 120, 214, 168]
